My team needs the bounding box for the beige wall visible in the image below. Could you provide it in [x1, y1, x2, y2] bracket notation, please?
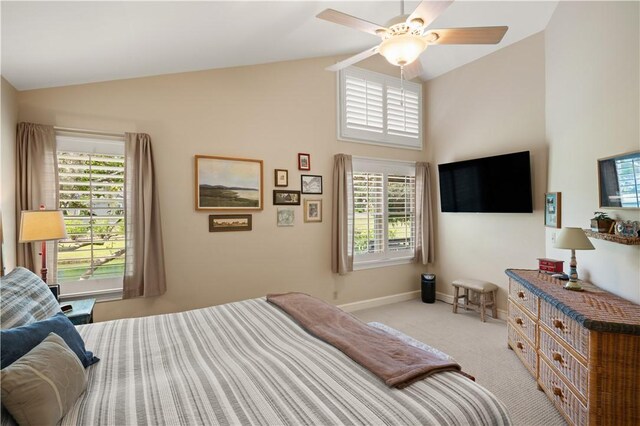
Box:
[16, 55, 426, 321]
[1, 77, 18, 274]
[544, 1, 640, 303]
[424, 33, 547, 312]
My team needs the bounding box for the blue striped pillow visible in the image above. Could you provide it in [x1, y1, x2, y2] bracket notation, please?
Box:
[0, 267, 61, 329]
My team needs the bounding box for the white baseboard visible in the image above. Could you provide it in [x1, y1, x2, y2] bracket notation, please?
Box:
[436, 291, 507, 321]
[339, 290, 420, 312]
[338, 290, 507, 320]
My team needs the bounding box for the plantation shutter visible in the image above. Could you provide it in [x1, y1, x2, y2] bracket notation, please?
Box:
[353, 172, 384, 255]
[57, 136, 125, 283]
[615, 156, 640, 207]
[387, 174, 416, 251]
[386, 86, 420, 139]
[344, 75, 384, 134]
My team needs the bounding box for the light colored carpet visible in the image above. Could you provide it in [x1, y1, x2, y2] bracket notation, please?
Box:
[353, 299, 567, 426]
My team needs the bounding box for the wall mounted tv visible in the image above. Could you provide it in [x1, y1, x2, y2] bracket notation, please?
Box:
[438, 151, 533, 213]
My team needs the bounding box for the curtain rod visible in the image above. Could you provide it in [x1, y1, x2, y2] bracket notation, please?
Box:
[54, 126, 125, 138]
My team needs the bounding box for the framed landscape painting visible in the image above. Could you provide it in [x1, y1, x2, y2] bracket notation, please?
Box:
[209, 215, 252, 232]
[195, 155, 263, 210]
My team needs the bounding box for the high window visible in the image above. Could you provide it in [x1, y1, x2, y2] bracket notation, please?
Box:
[352, 158, 416, 269]
[56, 135, 125, 298]
[338, 66, 422, 150]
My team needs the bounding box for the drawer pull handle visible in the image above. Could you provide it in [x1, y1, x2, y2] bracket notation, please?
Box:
[516, 342, 524, 350]
[515, 317, 524, 326]
[517, 291, 525, 299]
[552, 319, 565, 330]
[552, 386, 564, 401]
[552, 352, 565, 364]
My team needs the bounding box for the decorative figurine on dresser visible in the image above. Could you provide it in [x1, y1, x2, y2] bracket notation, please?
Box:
[505, 269, 640, 426]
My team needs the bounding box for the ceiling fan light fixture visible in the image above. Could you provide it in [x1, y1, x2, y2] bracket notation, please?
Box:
[378, 34, 427, 67]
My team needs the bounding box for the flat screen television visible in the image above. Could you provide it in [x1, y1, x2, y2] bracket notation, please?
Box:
[438, 151, 533, 213]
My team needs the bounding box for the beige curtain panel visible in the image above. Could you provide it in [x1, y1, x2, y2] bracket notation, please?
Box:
[15, 122, 59, 277]
[123, 133, 167, 299]
[331, 154, 354, 275]
[415, 162, 435, 264]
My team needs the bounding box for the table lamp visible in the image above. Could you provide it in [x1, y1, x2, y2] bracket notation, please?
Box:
[553, 227, 595, 291]
[19, 207, 67, 283]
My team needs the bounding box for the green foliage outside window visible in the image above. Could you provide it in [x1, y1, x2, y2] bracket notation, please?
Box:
[57, 151, 125, 282]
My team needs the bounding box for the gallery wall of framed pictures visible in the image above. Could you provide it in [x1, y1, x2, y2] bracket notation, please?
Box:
[198, 152, 324, 231]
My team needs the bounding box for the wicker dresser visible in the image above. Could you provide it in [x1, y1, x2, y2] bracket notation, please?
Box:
[505, 269, 640, 426]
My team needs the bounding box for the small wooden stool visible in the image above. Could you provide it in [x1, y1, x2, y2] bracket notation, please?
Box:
[452, 279, 498, 322]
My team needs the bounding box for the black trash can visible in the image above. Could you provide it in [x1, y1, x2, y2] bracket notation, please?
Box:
[421, 274, 436, 303]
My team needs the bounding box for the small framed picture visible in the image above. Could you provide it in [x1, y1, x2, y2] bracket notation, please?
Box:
[273, 190, 301, 205]
[277, 208, 295, 227]
[274, 169, 288, 187]
[544, 192, 561, 228]
[209, 214, 252, 232]
[304, 199, 322, 223]
[301, 175, 322, 194]
[298, 153, 311, 171]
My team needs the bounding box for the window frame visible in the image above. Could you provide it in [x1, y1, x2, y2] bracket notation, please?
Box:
[56, 134, 125, 301]
[352, 157, 416, 270]
[338, 66, 423, 150]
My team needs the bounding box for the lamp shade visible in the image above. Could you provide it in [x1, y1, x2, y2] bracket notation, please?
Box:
[554, 227, 595, 250]
[19, 210, 67, 242]
[378, 34, 427, 66]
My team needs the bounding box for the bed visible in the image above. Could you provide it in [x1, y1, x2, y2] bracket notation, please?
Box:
[1, 269, 510, 425]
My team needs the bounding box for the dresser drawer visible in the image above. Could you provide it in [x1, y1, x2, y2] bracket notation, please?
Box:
[539, 358, 588, 426]
[509, 278, 539, 316]
[540, 300, 589, 359]
[508, 323, 537, 377]
[508, 301, 537, 345]
[539, 328, 588, 401]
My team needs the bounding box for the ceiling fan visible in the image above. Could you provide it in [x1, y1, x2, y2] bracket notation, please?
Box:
[317, 0, 508, 79]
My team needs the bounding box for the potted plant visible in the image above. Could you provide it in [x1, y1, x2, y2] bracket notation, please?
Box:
[591, 212, 614, 233]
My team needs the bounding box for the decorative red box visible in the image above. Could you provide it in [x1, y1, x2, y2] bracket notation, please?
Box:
[537, 258, 564, 273]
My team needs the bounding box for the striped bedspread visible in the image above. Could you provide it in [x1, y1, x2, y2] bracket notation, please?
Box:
[28, 299, 511, 425]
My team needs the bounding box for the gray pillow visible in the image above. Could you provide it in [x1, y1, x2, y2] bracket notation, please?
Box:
[0, 267, 61, 329]
[1, 332, 87, 426]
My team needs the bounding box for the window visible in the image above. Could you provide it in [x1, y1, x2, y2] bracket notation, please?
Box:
[56, 135, 125, 298]
[352, 158, 416, 269]
[615, 155, 640, 207]
[339, 66, 422, 150]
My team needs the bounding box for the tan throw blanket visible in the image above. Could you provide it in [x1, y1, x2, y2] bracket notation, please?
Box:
[267, 292, 461, 388]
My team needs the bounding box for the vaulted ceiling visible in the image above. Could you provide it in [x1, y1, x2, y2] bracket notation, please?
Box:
[1, 1, 558, 90]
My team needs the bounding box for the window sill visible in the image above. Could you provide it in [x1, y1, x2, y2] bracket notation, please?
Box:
[337, 135, 423, 151]
[353, 256, 415, 271]
[60, 289, 123, 303]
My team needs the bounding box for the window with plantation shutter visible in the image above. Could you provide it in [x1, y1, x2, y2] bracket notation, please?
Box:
[339, 66, 422, 150]
[352, 158, 416, 268]
[56, 135, 125, 298]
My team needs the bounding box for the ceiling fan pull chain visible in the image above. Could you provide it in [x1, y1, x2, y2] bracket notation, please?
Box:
[401, 0, 405, 16]
[400, 66, 405, 106]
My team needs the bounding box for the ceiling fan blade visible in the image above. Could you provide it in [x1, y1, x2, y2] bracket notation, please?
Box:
[425, 26, 509, 45]
[326, 46, 380, 72]
[317, 9, 387, 36]
[407, 0, 453, 29]
[403, 61, 424, 80]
